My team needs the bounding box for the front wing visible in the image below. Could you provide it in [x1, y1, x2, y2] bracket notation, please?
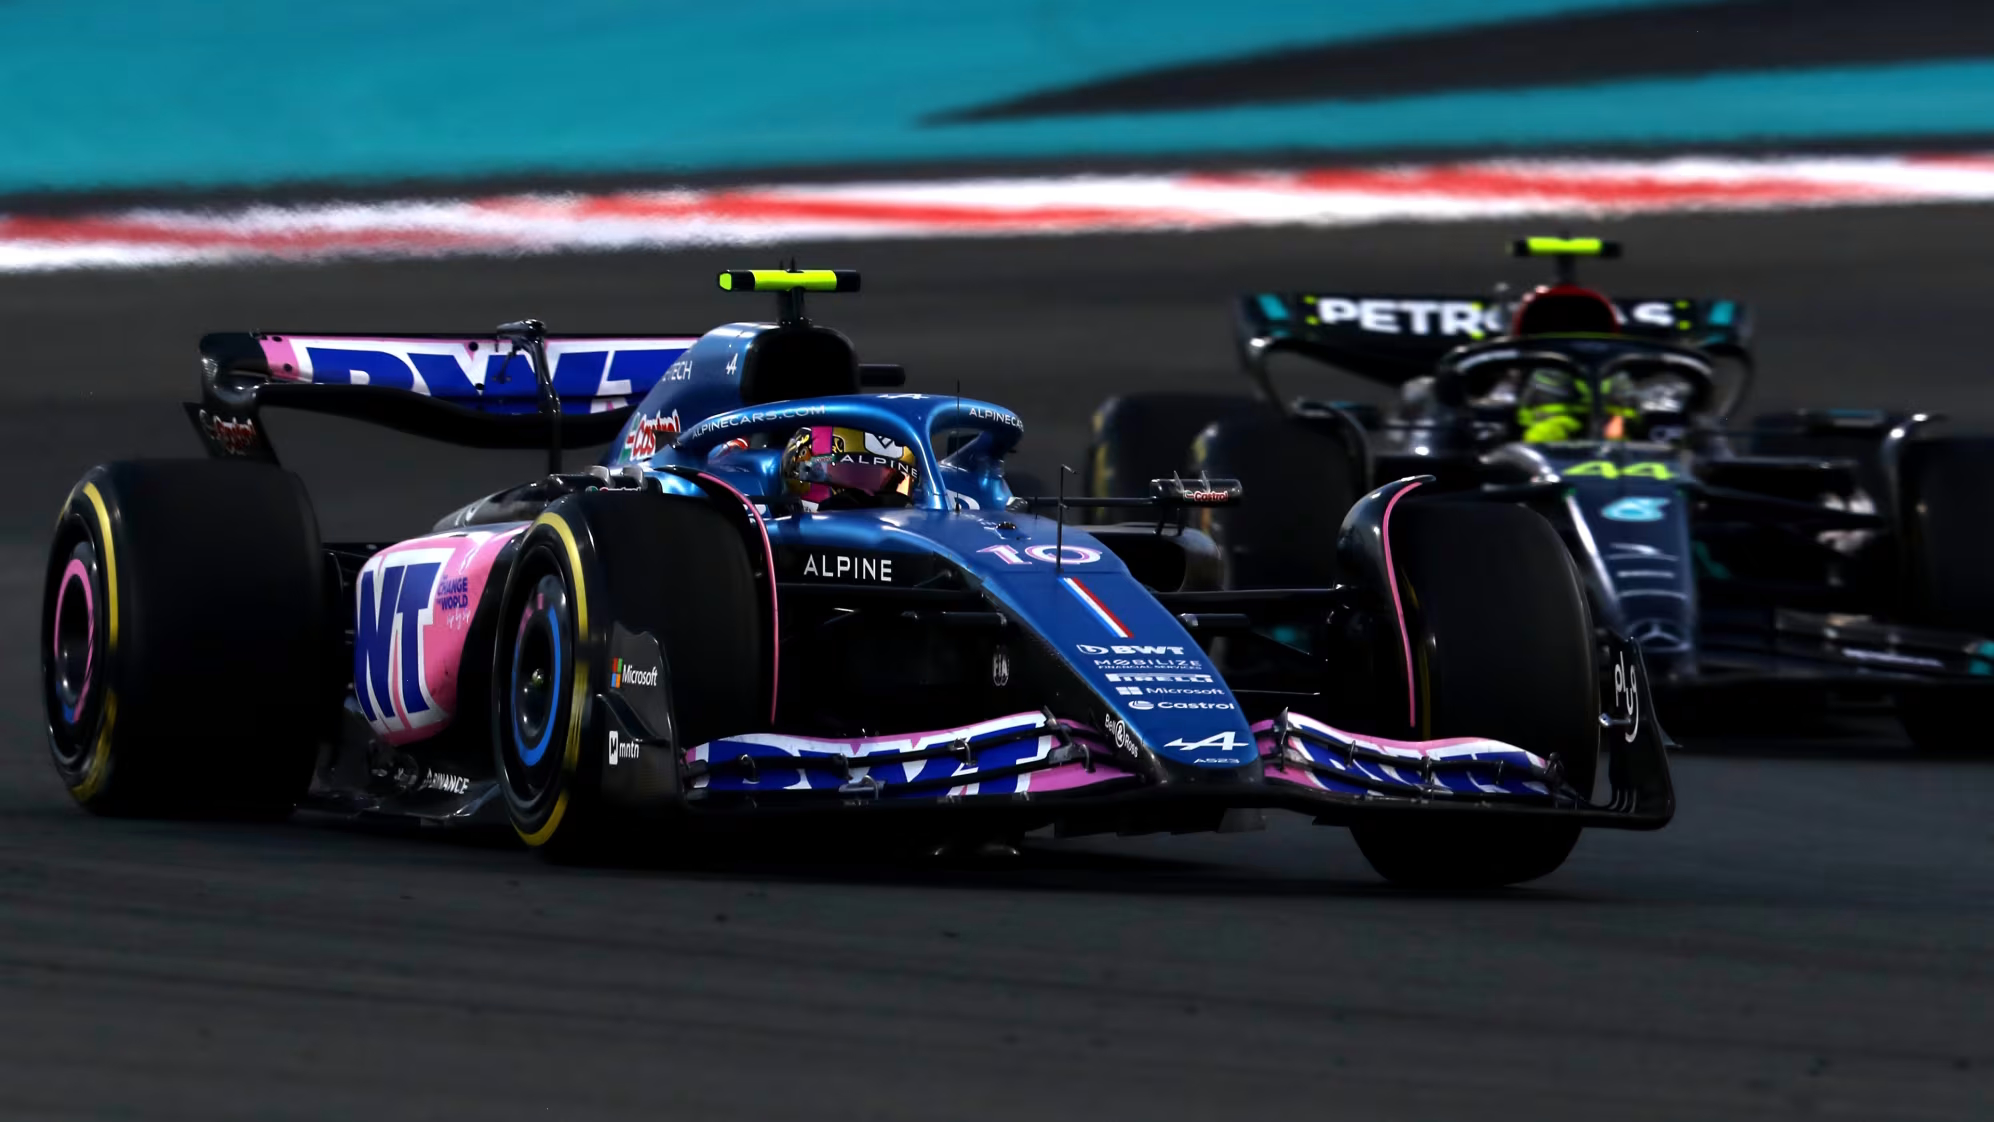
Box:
[674, 653, 1674, 833]
[302, 643, 1675, 836]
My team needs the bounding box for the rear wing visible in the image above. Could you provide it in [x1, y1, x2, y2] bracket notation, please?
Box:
[189, 330, 698, 464]
[1236, 292, 1752, 389]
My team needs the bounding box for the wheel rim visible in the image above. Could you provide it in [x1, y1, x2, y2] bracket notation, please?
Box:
[503, 571, 570, 802]
[52, 552, 96, 724]
[47, 535, 104, 770]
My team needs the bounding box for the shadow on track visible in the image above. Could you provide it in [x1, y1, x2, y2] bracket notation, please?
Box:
[286, 808, 1611, 905]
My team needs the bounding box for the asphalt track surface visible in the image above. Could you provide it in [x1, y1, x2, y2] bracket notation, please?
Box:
[1, 206, 1992, 1120]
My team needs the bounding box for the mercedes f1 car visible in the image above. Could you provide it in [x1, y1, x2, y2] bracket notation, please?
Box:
[1087, 237, 1994, 750]
[42, 267, 1672, 887]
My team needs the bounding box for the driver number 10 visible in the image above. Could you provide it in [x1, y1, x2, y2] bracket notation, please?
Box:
[979, 544, 1102, 565]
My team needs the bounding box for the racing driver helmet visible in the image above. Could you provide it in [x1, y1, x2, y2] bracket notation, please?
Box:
[1517, 369, 1644, 443]
[781, 425, 920, 510]
[1509, 283, 1623, 336]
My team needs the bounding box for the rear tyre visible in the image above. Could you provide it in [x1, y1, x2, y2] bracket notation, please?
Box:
[43, 460, 331, 817]
[493, 491, 765, 859]
[1350, 502, 1598, 888]
[1190, 410, 1361, 588]
[1087, 392, 1255, 498]
[1898, 435, 1994, 752]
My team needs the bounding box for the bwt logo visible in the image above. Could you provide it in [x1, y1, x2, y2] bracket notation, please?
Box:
[290, 338, 694, 402]
[1076, 644, 1186, 656]
[354, 547, 455, 736]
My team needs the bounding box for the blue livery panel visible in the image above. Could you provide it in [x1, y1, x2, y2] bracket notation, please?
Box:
[759, 505, 1257, 771]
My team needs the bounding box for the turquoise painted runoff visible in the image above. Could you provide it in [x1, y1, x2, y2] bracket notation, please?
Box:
[1, 0, 1987, 194]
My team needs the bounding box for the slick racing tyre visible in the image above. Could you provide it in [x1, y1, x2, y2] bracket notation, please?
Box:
[43, 460, 332, 817]
[1350, 502, 1599, 888]
[1087, 392, 1255, 500]
[493, 490, 765, 859]
[1189, 410, 1362, 588]
[1898, 436, 1994, 752]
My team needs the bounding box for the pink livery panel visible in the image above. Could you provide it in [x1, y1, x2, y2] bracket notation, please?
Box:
[354, 526, 526, 746]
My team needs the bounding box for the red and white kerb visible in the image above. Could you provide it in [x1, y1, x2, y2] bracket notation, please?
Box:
[5, 153, 1993, 273]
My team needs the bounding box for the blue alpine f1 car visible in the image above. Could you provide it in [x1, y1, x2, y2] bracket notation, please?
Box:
[41, 268, 1672, 887]
[1087, 237, 1994, 751]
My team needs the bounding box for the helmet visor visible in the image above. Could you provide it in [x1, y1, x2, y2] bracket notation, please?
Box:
[796, 456, 916, 499]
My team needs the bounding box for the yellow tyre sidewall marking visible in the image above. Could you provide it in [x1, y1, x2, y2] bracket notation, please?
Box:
[69, 483, 119, 802]
[516, 512, 591, 847]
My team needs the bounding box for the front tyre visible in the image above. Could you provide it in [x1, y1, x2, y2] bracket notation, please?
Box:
[1087, 392, 1255, 499]
[1898, 436, 1994, 753]
[493, 491, 766, 858]
[1350, 501, 1599, 888]
[498, 566, 580, 846]
[1190, 410, 1362, 589]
